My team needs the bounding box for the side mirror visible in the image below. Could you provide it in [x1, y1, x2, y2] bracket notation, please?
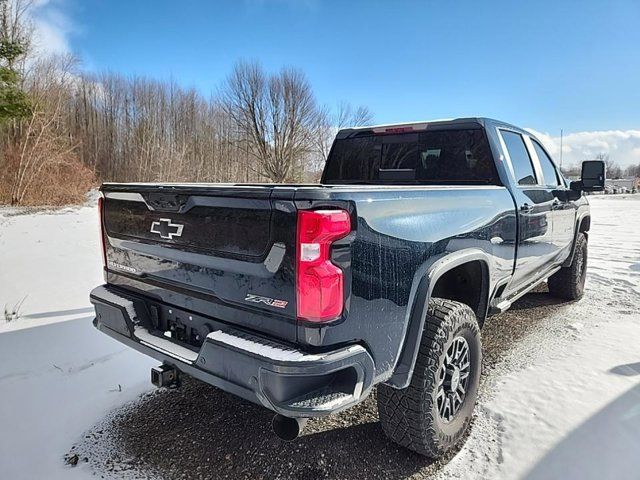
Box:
[570, 160, 606, 194]
[580, 160, 606, 191]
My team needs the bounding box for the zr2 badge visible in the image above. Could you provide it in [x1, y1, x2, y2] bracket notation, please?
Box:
[244, 293, 288, 309]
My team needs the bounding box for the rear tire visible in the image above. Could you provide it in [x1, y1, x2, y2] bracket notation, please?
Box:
[377, 298, 481, 458]
[548, 232, 587, 300]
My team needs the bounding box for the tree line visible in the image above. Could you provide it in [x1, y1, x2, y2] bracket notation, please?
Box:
[0, 0, 371, 205]
[3, 0, 637, 206]
[560, 153, 640, 179]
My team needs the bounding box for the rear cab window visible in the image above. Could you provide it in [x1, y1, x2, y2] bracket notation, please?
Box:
[322, 129, 500, 185]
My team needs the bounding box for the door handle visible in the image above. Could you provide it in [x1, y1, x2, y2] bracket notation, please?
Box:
[520, 203, 533, 213]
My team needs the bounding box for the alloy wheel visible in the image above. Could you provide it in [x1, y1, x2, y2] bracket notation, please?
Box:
[436, 336, 471, 423]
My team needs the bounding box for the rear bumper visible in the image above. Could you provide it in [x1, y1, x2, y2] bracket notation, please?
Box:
[90, 285, 375, 417]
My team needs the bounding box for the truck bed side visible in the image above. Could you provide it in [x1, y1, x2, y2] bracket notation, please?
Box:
[293, 185, 516, 383]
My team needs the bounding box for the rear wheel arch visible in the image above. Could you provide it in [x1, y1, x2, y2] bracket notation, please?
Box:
[386, 251, 491, 389]
[430, 259, 490, 325]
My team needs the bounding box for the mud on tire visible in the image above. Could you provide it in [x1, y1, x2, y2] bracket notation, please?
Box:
[377, 298, 481, 458]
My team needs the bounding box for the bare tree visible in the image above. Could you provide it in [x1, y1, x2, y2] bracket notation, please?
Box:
[221, 61, 321, 182]
[1, 22, 376, 204]
[624, 163, 640, 178]
[63, 71, 263, 185]
[311, 101, 373, 178]
[334, 101, 373, 130]
[596, 153, 622, 179]
[9, 55, 80, 205]
[560, 164, 581, 177]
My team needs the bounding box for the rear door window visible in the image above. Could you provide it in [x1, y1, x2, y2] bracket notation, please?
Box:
[323, 129, 499, 184]
[531, 139, 559, 187]
[500, 130, 537, 186]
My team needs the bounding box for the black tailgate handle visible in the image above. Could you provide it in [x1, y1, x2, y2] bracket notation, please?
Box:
[144, 193, 188, 212]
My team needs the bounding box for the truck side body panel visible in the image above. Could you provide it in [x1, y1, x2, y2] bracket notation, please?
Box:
[293, 185, 516, 381]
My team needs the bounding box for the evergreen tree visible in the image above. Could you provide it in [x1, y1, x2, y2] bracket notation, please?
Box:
[0, 0, 30, 122]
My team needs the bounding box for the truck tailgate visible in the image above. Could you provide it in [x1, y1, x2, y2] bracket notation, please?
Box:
[101, 184, 298, 342]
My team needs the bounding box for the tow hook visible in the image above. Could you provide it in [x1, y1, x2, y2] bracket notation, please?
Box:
[272, 414, 308, 441]
[151, 364, 180, 388]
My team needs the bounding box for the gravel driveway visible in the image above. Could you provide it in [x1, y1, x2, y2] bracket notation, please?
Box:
[68, 284, 571, 480]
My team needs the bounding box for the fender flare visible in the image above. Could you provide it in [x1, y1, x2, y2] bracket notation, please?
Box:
[563, 213, 590, 268]
[385, 249, 492, 389]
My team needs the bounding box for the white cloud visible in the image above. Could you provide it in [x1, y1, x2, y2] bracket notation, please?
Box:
[525, 128, 640, 168]
[29, 0, 75, 57]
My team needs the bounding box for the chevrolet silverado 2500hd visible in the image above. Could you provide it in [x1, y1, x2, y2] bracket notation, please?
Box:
[90, 117, 605, 457]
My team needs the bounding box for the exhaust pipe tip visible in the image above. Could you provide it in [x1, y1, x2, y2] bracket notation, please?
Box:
[272, 414, 308, 441]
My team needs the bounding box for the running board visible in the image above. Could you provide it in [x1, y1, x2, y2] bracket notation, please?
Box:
[489, 266, 561, 314]
[492, 299, 512, 314]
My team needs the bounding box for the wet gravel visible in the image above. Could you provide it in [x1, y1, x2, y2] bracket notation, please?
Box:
[68, 285, 574, 480]
[481, 284, 574, 373]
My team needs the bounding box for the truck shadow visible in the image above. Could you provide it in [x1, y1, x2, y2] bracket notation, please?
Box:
[524, 381, 640, 480]
[81, 287, 570, 479]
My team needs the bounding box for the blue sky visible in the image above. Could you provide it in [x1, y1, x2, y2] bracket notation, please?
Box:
[32, 0, 640, 166]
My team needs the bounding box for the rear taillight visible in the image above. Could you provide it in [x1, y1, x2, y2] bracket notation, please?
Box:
[296, 209, 351, 323]
[98, 195, 107, 268]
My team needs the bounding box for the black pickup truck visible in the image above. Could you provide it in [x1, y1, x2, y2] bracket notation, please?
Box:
[90, 117, 605, 457]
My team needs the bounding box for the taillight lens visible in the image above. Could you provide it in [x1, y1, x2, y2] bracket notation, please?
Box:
[296, 209, 351, 323]
[98, 195, 107, 268]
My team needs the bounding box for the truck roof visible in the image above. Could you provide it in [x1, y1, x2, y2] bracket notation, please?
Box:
[336, 117, 530, 139]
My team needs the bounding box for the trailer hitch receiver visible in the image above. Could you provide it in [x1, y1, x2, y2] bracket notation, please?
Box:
[151, 364, 180, 388]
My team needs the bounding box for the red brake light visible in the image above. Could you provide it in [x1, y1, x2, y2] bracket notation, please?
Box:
[384, 127, 413, 133]
[98, 196, 107, 268]
[296, 209, 351, 323]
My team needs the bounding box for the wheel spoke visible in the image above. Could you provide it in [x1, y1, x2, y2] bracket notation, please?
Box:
[455, 339, 465, 360]
[460, 350, 469, 367]
[443, 397, 452, 420]
[445, 347, 453, 365]
[453, 392, 462, 409]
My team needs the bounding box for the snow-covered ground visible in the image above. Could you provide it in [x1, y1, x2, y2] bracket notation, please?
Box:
[0, 204, 102, 332]
[0, 195, 638, 479]
[0, 202, 156, 480]
[438, 195, 640, 480]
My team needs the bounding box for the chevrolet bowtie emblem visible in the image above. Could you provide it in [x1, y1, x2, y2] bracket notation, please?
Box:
[150, 218, 184, 240]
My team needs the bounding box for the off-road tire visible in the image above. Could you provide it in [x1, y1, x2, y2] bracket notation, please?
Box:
[548, 232, 587, 300]
[377, 298, 481, 458]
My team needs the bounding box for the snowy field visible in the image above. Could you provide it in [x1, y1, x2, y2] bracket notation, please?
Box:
[0, 202, 156, 480]
[0, 195, 639, 479]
